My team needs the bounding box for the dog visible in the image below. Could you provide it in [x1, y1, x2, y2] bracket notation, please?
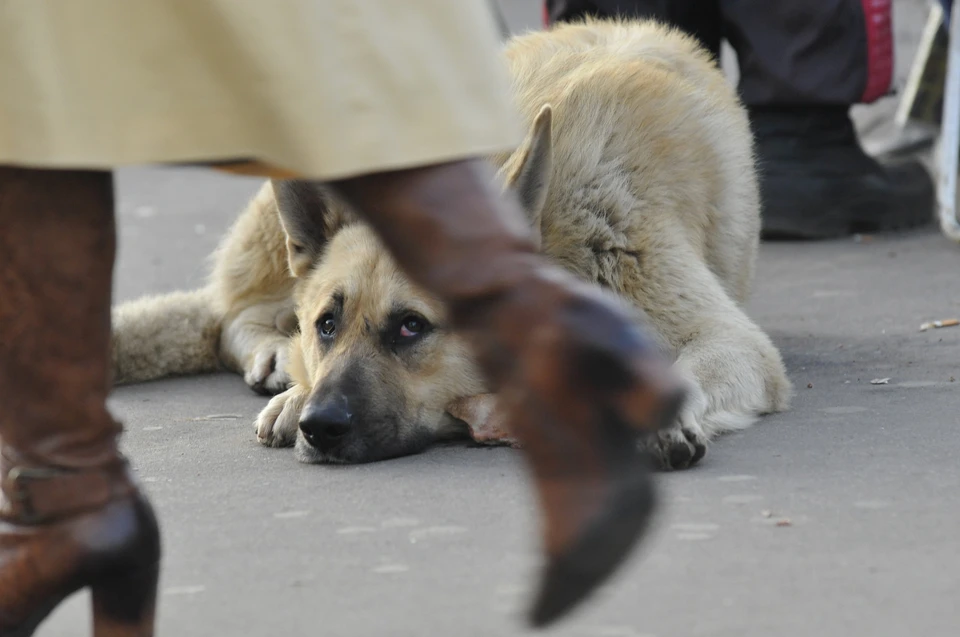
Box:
[111, 18, 792, 470]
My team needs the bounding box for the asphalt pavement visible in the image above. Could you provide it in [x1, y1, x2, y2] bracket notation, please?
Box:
[37, 2, 960, 636]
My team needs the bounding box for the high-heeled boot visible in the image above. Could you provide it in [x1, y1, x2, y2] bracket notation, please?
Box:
[0, 167, 162, 637]
[328, 159, 687, 627]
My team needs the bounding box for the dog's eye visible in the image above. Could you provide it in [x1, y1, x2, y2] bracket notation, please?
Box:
[318, 313, 337, 338]
[399, 316, 427, 339]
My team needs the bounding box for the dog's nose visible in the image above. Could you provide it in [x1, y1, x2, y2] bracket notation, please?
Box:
[299, 394, 353, 450]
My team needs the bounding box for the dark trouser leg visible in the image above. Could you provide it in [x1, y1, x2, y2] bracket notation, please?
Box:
[547, 0, 891, 105]
[0, 167, 161, 637]
[723, 0, 890, 106]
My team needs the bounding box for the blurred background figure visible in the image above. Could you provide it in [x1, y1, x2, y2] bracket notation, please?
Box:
[544, 0, 937, 239]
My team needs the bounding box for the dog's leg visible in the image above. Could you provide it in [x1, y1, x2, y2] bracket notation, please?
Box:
[659, 325, 790, 463]
[446, 393, 520, 446]
[627, 245, 792, 470]
[219, 299, 297, 395]
[254, 383, 308, 447]
[447, 247, 791, 470]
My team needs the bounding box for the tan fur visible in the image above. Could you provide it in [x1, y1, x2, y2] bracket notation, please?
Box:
[112, 18, 791, 468]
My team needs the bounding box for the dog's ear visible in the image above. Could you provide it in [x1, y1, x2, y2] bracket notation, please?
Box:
[504, 104, 553, 249]
[271, 179, 335, 278]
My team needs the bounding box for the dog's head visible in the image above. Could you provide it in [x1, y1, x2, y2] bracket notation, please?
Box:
[274, 105, 554, 464]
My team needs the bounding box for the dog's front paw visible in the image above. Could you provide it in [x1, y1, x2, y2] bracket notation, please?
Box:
[638, 377, 708, 471]
[446, 394, 520, 447]
[244, 338, 292, 396]
[254, 386, 307, 448]
[639, 423, 707, 471]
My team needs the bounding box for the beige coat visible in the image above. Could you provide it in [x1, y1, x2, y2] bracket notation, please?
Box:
[0, 0, 523, 179]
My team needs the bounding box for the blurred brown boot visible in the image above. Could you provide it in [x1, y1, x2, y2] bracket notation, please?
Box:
[329, 159, 686, 627]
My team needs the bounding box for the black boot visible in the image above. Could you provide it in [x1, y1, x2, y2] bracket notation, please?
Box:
[751, 106, 935, 240]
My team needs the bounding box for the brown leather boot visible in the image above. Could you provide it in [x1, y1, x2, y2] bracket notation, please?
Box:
[329, 159, 686, 628]
[0, 167, 161, 637]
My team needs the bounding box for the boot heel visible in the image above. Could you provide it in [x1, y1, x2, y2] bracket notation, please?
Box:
[91, 563, 160, 637]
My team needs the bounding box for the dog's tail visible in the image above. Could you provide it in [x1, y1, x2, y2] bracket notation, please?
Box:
[110, 287, 223, 386]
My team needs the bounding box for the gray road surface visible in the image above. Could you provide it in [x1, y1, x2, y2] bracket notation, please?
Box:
[37, 2, 960, 636]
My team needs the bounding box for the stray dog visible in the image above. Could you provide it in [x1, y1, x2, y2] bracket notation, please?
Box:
[111, 18, 792, 469]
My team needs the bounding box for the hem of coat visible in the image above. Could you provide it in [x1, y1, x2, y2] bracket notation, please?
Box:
[0, 135, 524, 182]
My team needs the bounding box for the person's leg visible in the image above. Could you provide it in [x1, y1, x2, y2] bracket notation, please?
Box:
[544, 0, 722, 60]
[0, 166, 160, 636]
[327, 159, 686, 626]
[547, 0, 935, 239]
[720, 0, 935, 238]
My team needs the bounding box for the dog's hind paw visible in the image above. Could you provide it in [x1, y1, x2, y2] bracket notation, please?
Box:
[255, 385, 306, 448]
